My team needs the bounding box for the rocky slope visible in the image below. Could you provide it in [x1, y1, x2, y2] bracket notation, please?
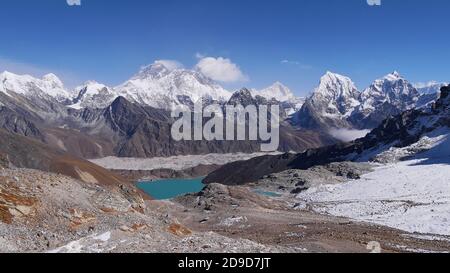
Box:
[0, 167, 288, 253]
[0, 128, 130, 187]
[90, 94, 331, 157]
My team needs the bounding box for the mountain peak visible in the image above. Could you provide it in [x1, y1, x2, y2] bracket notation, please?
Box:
[0, 71, 26, 81]
[256, 81, 295, 102]
[82, 80, 101, 86]
[135, 60, 183, 80]
[384, 71, 403, 81]
[315, 72, 358, 98]
[324, 70, 339, 76]
[360, 71, 419, 113]
[0, 70, 14, 77]
[0, 70, 72, 102]
[42, 73, 64, 88]
[320, 71, 354, 85]
[271, 81, 285, 87]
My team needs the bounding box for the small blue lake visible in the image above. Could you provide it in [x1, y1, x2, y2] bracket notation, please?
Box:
[137, 177, 205, 200]
[253, 189, 282, 197]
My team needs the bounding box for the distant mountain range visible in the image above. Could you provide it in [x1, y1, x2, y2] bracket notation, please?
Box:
[0, 63, 445, 167]
[1, 61, 303, 112]
[0, 65, 330, 167]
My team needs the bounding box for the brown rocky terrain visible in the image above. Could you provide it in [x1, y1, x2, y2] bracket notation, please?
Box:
[0, 167, 291, 253]
[0, 129, 128, 187]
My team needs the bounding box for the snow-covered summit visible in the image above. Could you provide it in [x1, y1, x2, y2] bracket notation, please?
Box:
[115, 61, 232, 109]
[0, 71, 72, 103]
[316, 72, 359, 96]
[70, 81, 117, 109]
[249, 82, 304, 115]
[253, 81, 296, 102]
[360, 71, 419, 110]
[311, 71, 360, 117]
[133, 61, 176, 80]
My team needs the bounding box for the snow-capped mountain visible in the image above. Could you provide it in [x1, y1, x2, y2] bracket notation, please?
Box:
[293, 71, 433, 132]
[114, 61, 232, 110]
[70, 81, 117, 109]
[351, 71, 420, 128]
[251, 82, 305, 115]
[292, 72, 360, 129]
[312, 71, 360, 117]
[253, 82, 295, 102]
[1, 67, 444, 136]
[358, 71, 419, 114]
[68, 61, 234, 110]
[0, 71, 72, 103]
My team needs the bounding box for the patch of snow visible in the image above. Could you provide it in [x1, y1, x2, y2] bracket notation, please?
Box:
[219, 216, 248, 227]
[93, 231, 111, 242]
[48, 231, 112, 253]
[373, 129, 450, 163]
[297, 159, 450, 236]
[297, 129, 450, 236]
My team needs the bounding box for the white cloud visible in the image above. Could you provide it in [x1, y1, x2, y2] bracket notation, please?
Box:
[154, 59, 183, 71]
[195, 52, 206, 59]
[329, 128, 371, 142]
[195, 57, 247, 83]
[281, 59, 312, 70]
[281, 59, 300, 65]
[67, 0, 81, 6]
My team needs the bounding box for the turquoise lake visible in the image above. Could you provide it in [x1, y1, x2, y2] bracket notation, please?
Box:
[137, 177, 205, 200]
[253, 189, 282, 197]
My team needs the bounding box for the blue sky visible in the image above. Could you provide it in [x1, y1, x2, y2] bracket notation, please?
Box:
[0, 0, 449, 95]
